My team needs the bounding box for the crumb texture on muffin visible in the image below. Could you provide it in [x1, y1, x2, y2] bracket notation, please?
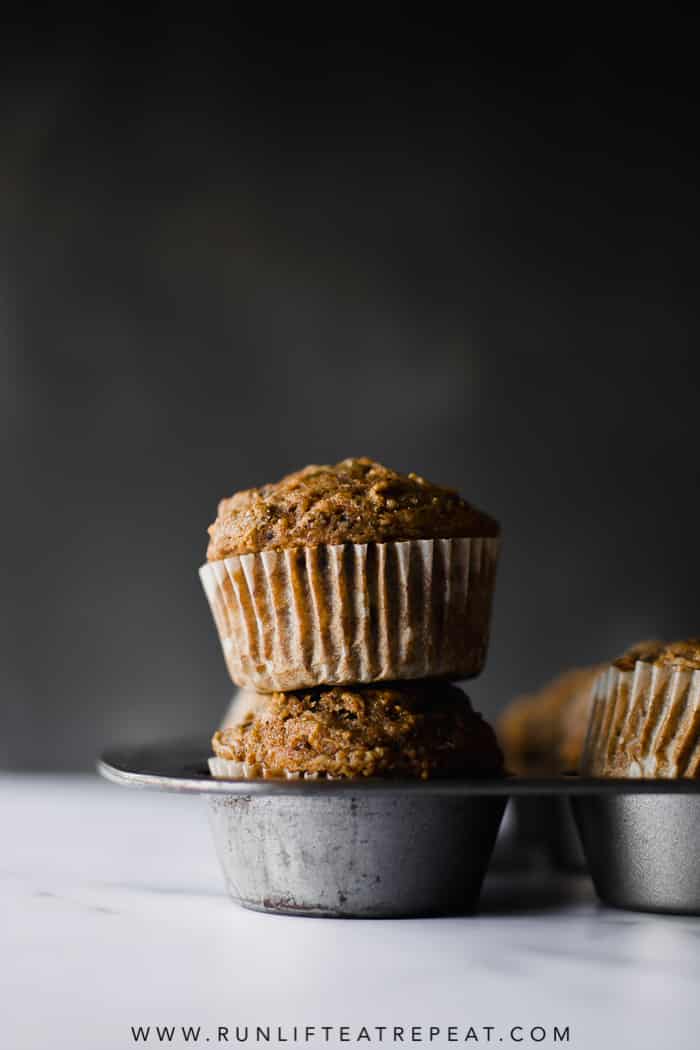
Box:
[207, 457, 499, 560]
[613, 638, 700, 672]
[211, 681, 503, 780]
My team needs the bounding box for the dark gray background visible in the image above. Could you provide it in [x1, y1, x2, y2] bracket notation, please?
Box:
[3, 25, 699, 769]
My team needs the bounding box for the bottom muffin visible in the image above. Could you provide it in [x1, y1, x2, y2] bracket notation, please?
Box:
[210, 680, 504, 780]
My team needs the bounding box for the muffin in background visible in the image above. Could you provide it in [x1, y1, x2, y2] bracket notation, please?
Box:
[557, 667, 608, 772]
[210, 680, 504, 781]
[200, 458, 500, 692]
[581, 638, 700, 778]
[498, 665, 603, 775]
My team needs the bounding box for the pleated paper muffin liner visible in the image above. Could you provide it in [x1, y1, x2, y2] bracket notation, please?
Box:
[208, 756, 337, 780]
[581, 660, 700, 778]
[207, 757, 495, 782]
[199, 537, 500, 692]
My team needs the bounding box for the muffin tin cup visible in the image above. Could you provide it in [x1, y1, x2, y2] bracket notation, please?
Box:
[199, 537, 499, 693]
[572, 793, 700, 914]
[209, 791, 505, 917]
[548, 797, 588, 872]
[98, 744, 700, 918]
[507, 797, 587, 872]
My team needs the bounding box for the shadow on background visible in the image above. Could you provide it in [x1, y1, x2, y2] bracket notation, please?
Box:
[3, 23, 699, 768]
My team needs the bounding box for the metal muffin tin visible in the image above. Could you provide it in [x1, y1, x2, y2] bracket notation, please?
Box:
[508, 796, 587, 872]
[98, 742, 700, 918]
[573, 794, 700, 915]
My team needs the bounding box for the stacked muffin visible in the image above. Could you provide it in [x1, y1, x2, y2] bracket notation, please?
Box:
[200, 458, 504, 780]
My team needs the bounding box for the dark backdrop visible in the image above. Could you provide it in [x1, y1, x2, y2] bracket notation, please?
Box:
[3, 23, 700, 769]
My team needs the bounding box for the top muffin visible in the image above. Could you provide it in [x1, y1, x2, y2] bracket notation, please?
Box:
[200, 457, 501, 691]
[207, 457, 499, 560]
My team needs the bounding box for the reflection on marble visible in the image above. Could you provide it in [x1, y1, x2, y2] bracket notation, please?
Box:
[1, 775, 698, 1050]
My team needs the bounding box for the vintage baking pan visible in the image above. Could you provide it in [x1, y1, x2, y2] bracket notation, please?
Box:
[98, 742, 700, 918]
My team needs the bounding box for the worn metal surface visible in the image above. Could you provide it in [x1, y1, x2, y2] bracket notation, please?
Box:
[573, 794, 700, 915]
[98, 743, 700, 918]
[208, 791, 506, 917]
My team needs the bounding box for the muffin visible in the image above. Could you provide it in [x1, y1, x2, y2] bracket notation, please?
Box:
[498, 665, 603, 775]
[557, 666, 608, 772]
[219, 689, 268, 729]
[581, 638, 700, 778]
[210, 680, 504, 780]
[200, 458, 500, 692]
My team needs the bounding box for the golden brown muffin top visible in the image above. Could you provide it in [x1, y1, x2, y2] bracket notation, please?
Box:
[207, 457, 499, 560]
[211, 681, 504, 780]
[613, 638, 700, 671]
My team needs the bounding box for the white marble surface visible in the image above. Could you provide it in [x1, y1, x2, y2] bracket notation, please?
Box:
[2, 775, 699, 1050]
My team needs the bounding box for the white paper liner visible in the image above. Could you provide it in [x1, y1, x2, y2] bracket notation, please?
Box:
[199, 537, 500, 692]
[581, 660, 700, 778]
[208, 756, 336, 780]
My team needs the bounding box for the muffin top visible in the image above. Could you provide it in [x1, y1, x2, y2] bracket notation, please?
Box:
[613, 638, 700, 672]
[211, 680, 504, 780]
[207, 457, 499, 560]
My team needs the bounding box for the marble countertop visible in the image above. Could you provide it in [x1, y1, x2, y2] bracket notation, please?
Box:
[2, 774, 698, 1050]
